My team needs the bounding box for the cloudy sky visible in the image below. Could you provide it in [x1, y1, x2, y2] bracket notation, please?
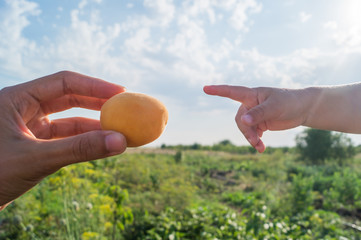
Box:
[1, 0, 361, 148]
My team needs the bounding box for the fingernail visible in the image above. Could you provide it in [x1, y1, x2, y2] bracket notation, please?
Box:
[105, 132, 126, 154]
[203, 85, 211, 92]
[241, 114, 253, 125]
[203, 85, 217, 93]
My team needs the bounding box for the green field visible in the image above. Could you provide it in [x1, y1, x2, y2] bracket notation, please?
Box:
[1, 143, 361, 239]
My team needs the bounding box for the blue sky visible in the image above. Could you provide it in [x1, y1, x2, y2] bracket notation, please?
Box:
[1, 0, 361, 147]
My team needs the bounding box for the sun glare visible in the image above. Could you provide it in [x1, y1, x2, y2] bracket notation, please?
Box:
[338, 0, 361, 27]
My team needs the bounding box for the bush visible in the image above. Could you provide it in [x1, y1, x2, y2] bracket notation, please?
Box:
[289, 175, 314, 214]
[328, 168, 361, 206]
[296, 128, 355, 164]
[174, 151, 182, 163]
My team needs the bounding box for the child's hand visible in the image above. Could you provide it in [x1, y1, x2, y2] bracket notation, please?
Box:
[204, 85, 310, 152]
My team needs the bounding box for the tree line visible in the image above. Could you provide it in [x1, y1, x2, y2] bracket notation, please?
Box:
[162, 128, 357, 164]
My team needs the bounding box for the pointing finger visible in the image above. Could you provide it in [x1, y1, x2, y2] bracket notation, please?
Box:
[203, 85, 256, 103]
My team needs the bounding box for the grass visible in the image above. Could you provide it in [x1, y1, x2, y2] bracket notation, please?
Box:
[1, 147, 361, 239]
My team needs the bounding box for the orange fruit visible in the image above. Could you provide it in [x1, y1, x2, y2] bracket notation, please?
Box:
[100, 92, 168, 147]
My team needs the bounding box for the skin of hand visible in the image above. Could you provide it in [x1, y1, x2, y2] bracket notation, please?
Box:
[204, 84, 361, 153]
[204, 85, 312, 153]
[0, 71, 127, 207]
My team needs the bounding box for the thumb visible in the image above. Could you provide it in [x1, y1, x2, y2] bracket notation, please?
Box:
[38, 130, 127, 171]
[241, 101, 272, 127]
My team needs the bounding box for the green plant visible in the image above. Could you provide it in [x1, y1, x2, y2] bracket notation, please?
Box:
[1, 148, 359, 239]
[296, 128, 355, 164]
[289, 175, 314, 214]
[174, 151, 182, 164]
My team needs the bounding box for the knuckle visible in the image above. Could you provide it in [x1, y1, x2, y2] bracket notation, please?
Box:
[60, 73, 72, 95]
[255, 87, 269, 94]
[71, 132, 107, 163]
[72, 137, 93, 162]
[56, 70, 72, 78]
[68, 95, 81, 108]
[49, 121, 58, 139]
[235, 106, 247, 124]
[235, 115, 246, 130]
[255, 87, 266, 92]
[0, 86, 11, 94]
[0, 87, 12, 104]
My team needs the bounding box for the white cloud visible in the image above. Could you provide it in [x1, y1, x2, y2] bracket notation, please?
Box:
[320, 2, 361, 52]
[225, 47, 351, 89]
[333, 26, 361, 49]
[228, 60, 245, 72]
[124, 28, 153, 53]
[229, 0, 262, 31]
[323, 23, 361, 51]
[78, 0, 87, 9]
[2, 0, 359, 92]
[299, 11, 311, 23]
[43, 7, 139, 84]
[165, 14, 225, 85]
[0, 0, 40, 78]
[78, 0, 102, 9]
[183, 0, 216, 24]
[1, 0, 351, 91]
[143, 0, 175, 27]
[179, 0, 262, 30]
[237, 48, 296, 87]
[324, 21, 338, 30]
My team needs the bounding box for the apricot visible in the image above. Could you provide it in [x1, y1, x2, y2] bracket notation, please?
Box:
[100, 92, 168, 147]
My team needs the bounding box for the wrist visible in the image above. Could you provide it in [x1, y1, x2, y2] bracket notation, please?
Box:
[300, 86, 322, 127]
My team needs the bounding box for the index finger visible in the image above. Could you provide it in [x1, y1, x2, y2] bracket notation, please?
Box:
[23, 71, 126, 101]
[203, 85, 255, 103]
